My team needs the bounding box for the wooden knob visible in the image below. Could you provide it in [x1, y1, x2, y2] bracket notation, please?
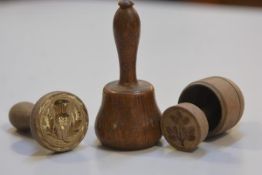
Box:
[118, 0, 134, 9]
[114, 0, 140, 85]
[9, 91, 88, 152]
[161, 103, 209, 152]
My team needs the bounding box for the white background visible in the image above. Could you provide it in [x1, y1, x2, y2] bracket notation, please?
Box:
[0, 0, 262, 174]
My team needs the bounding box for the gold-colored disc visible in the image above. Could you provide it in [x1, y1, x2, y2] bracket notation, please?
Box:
[30, 91, 88, 152]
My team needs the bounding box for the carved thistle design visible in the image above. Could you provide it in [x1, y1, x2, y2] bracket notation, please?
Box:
[34, 93, 88, 150]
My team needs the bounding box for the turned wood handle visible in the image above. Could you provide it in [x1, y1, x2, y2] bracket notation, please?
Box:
[114, 0, 140, 85]
[9, 102, 34, 131]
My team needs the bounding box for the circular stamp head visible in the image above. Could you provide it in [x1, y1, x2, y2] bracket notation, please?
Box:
[161, 103, 208, 152]
[30, 91, 88, 152]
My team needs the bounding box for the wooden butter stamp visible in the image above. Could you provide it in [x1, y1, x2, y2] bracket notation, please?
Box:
[9, 91, 88, 152]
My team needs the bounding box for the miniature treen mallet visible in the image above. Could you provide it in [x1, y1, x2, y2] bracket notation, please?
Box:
[95, 0, 162, 150]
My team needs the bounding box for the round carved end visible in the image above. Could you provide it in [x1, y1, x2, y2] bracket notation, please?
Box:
[30, 91, 88, 152]
[162, 103, 209, 152]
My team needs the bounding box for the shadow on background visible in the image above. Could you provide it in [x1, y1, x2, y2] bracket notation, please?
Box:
[1, 124, 90, 164]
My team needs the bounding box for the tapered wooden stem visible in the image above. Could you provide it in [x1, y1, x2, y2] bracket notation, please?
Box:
[114, 0, 140, 85]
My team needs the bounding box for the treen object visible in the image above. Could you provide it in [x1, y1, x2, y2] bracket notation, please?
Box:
[162, 76, 244, 152]
[9, 91, 88, 152]
[95, 0, 161, 150]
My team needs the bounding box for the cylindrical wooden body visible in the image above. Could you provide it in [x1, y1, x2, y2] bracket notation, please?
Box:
[178, 76, 244, 137]
[95, 81, 162, 150]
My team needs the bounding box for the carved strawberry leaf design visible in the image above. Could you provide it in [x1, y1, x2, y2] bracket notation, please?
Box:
[166, 111, 196, 147]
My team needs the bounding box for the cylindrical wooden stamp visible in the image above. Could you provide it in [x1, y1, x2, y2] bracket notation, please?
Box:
[179, 76, 244, 137]
[162, 76, 244, 152]
[9, 91, 89, 152]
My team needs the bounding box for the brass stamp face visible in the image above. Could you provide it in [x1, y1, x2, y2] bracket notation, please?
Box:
[31, 92, 88, 152]
[162, 105, 204, 152]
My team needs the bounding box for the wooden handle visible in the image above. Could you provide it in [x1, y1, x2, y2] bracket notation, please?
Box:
[9, 102, 34, 131]
[114, 0, 140, 85]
